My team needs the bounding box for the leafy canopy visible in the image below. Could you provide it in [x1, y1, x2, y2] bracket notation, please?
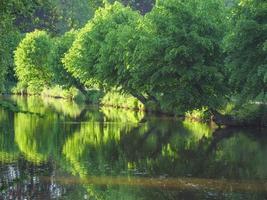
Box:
[128, 0, 228, 112]
[63, 2, 141, 90]
[226, 0, 267, 102]
[14, 30, 53, 92]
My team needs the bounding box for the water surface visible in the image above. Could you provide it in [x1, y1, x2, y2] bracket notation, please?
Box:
[0, 96, 266, 200]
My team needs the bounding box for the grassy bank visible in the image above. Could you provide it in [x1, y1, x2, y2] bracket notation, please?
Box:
[2, 85, 266, 126]
[100, 92, 144, 111]
[7, 84, 85, 102]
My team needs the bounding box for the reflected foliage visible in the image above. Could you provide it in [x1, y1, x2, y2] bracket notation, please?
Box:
[0, 96, 266, 199]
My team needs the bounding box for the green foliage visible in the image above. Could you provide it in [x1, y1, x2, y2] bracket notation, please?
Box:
[0, 0, 96, 94]
[14, 30, 54, 94]
[0, 0, 60, 34]
[54, 0, 93, 32]
[85, 89, 104, 104]
[50, 30, 92, 97]
[117, 0, 155, 14]
[51, 30, 78, 88]
[88, 0, 155, 14]
[101, 91, 144, 110]
[88, 0, 105, 11]
[41, 85, 80, 100]
[14, 29, 89, 97]
[226, 0, 267, 102]
[1, 0, 266, 120]
[219, 102, 236, 115]
[63, 2, 141, 91]
[185, 107, 210, 122]
[129, 0, 228, 112]
[63, 0, 228, 113]
[229, 103, 267, 125]
[0, 14, 21, 92]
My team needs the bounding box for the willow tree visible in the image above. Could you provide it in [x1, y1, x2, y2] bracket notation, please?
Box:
[226, 0, 267, 103]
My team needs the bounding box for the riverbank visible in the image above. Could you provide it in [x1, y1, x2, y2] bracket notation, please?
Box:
[1, 88, 266, 128]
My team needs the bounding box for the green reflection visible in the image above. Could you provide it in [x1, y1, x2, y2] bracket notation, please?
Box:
[10, 95, 85, 118]
[0, 96, 266, 200]
[0, 109, 19, 163]
[11, 95, 47, 114]
[61, 117, 216, 199]
[6, 95, 86, 163]
[101, 107, 144, 123]
[63, 117, 142, 177]
[42, 97, 85, 118]
[62, 108, 145, 199]
[61, 116, 267, 199]
[213, 132, 267, 179]
[14, 113, 56, 163]
[121, 119, 214, 177]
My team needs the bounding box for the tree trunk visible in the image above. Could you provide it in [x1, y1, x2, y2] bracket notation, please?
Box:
[73, 79, 88, 97]
[62, 68, 89, 99]
[129, 90, 148, 105]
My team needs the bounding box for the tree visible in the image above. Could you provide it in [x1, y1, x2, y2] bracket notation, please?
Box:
[14, 29, 90, 96]
[226, 0, 267, 103]
[54, 0, 94, 33]
[63, 2, 143, 98]
[0, 15, 21, 92]
[51, 30, 89, 96]
[14, 30, 53, 93]
[64, 0, 228, 111]
[88, 0, 155, 14]
[8, 0, 60, 34]
[128, 0, 228, 113]
[0, 0, 65, 92]
[0, 0, 26, 92]
[119, 0, 154, 14]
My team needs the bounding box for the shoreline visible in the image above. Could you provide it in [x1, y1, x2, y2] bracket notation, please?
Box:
[1, 94, 266, 128]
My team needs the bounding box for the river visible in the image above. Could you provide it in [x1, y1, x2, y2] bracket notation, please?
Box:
[0, 96, 266, 200]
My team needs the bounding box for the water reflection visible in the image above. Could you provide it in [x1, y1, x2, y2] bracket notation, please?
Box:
[0, 96, 266, 200]
[0, 109, 19, 163]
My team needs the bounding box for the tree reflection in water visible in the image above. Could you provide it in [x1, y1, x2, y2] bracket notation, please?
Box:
[0, 96, 266, 200]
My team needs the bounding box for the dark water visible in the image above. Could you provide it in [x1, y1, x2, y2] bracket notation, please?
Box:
[0, 96, 266, 200]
